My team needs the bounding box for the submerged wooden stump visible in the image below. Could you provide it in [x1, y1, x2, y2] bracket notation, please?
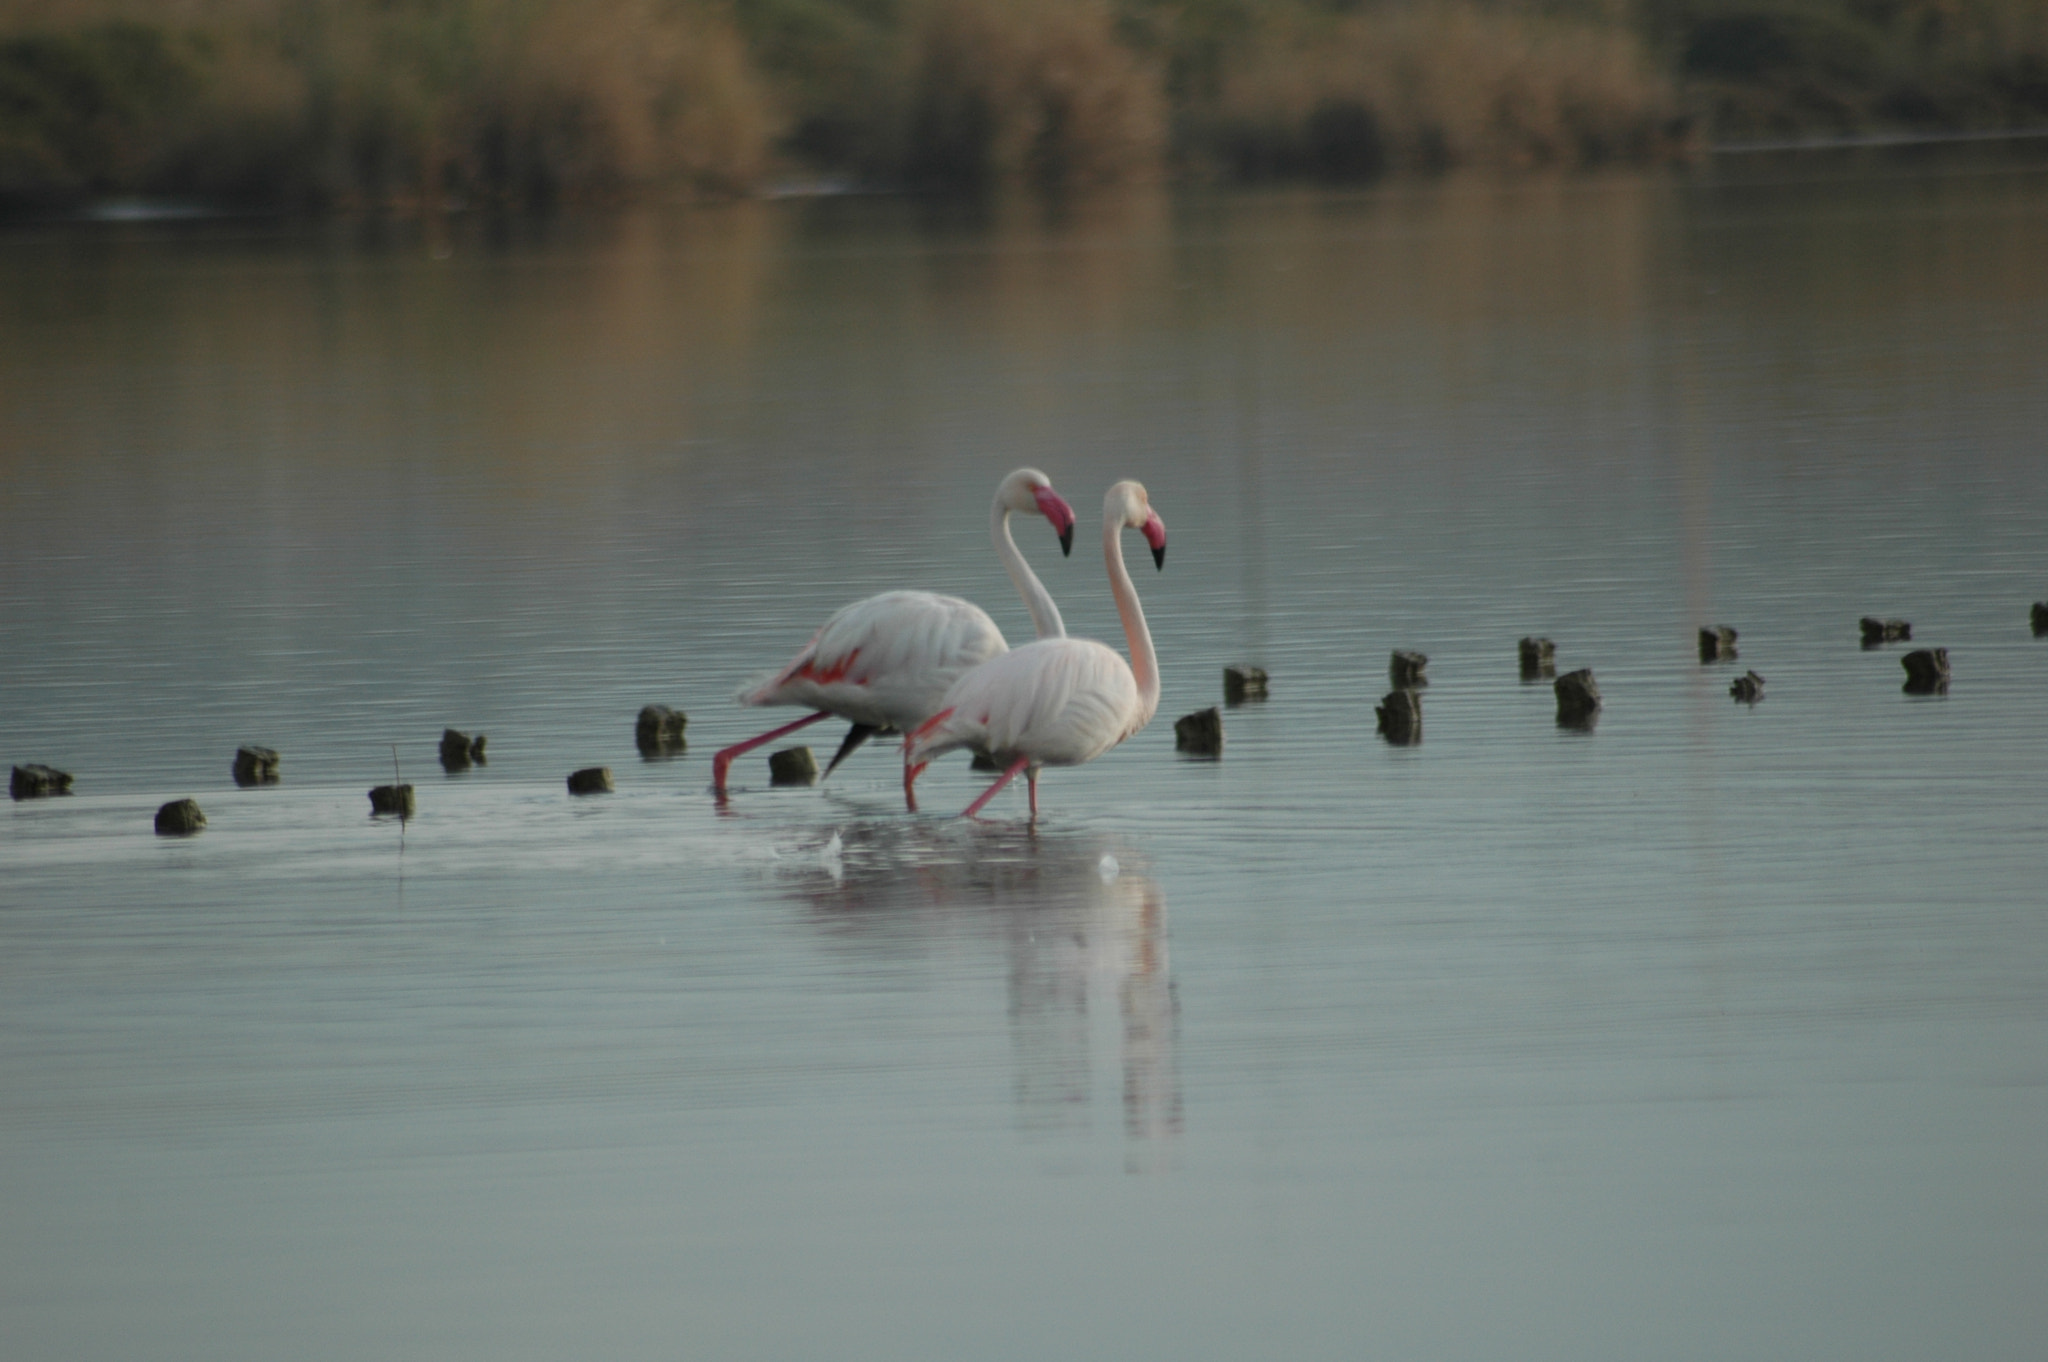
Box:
[154, 798, 206, 835]
[1860, 617, 1912, 646]
[1375, 689, 1422, 745]
[232, 745, 280, 787]
[567, 766, 614, 795]
[769, 746, 819, 786]
[1901, 647, 1950, 694]
[1388, 650, 1429, 688]
[1554, 668, 1601, 728]
[1174, 707, 1224, 756]
[1519, 637, 1556, 681]
[440, 729, 487, 772]
[1223, 665, 1268, 704]
[1730, 670, 1765, 703]
[635, 705, 688, 755]
[10, 764, 73, 800]
[369, 784, 416, 817]
[1698, 625, 1739, 663]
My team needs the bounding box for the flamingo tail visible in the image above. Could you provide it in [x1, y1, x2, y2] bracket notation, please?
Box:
[822, 723, 880, 780]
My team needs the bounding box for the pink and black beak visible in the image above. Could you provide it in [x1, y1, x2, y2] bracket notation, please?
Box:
[1142, 510, 1167, 570]
[1035, 485, 1078, 557]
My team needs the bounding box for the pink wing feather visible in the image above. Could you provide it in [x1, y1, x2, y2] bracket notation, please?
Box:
[906, 636, 1141, 769]
[743, 590, 1006, 732]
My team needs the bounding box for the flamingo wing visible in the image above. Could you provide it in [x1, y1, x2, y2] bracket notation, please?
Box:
[910, 637, 1139, 768]
[744, 590, 1007, 731]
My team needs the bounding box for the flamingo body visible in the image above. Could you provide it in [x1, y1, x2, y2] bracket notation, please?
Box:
[909, 636, 1148, 769]
[906, 479, 1166, 818]
[712, 469, 1077, 799]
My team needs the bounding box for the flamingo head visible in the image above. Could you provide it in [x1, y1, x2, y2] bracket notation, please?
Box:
[1002, 467, 1077, 556]
[1106, 480, 1167, 571]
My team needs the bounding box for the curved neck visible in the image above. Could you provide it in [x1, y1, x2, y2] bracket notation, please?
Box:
[993, 500, 1065, 639]
[1104, 511, 1159, 721]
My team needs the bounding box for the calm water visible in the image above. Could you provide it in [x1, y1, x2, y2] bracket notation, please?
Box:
[4, 152, 2047, 1359]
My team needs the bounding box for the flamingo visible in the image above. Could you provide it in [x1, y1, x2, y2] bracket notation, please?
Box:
[712, 468, 1078, 805]
[904, 480, 1166, 819]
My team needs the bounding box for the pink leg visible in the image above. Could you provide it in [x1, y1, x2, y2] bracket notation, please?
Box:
[712, 711, 831, 794]
[961, 756, 1031, 820]
[903, 760, 929, 813]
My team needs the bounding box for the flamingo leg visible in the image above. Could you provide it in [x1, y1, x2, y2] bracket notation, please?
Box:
[1027, 766, 1038, 819]
[712, 710, 831, 794]
[961, 756, 1032, 820]
[903, 760, 929, 813]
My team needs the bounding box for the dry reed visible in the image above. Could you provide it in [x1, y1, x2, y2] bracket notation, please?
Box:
[0, 0, 777, 207]
[901, 0, 1167, 190]
[5, 0, 2045, 208]
[1202, 2, 1681, 178]
[1660, 0, 2048, 137]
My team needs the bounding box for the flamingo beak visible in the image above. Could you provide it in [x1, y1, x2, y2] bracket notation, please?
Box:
[1142, 511, 1167, 570]
[1036, 486, 1078, 557]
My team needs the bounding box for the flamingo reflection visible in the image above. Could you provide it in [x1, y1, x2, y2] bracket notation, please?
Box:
[779, 823, 1182, 1158]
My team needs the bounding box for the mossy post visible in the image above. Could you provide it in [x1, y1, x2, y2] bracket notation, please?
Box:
[636, 705, 688, 755]
[1223, 665, 1268, 704]
[232, 745, 280, 786]
[567, 767, 615, 795]
[1174, 708, 1224, 756]
[155, 798, 206, 835]
[1555, 669, 1601, 729]
[10, 764, 73, 799]
[440, 729, 486, 771]
[1375, 689, 1421, 745]
[1901, 648, 1950, 694]
[769, 747, 819, 786]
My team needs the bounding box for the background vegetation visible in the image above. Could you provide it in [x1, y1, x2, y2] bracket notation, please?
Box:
[2, 0, 2044, 208]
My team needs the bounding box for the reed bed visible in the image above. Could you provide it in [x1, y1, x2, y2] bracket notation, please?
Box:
[901, 0, 1166, 189]
[3, 0, 2045, 207]
[0, 0, 776, 207]
[1651, 0, 2048, 137]
[1191, 3, 1683, 178]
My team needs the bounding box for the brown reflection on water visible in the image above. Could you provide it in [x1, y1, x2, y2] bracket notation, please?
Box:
[784, 823, 1181, 1163]
[0, 205, 788, 512]
[1203, 175, 1663, 466]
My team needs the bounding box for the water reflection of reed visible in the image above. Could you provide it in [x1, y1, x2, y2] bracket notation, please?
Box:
[0, 202, 789, 508]
[780, 821, 1181, 1159]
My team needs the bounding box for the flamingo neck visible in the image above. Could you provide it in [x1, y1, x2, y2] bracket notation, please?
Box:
[1104, 509, 1159, 722]
[993, 497, 1065, 640]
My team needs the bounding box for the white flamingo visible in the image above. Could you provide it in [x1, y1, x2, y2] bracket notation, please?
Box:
[712, 468, 1078, 806]
[904, 480, 1166, 819]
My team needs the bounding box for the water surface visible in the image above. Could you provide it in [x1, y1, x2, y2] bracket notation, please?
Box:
[4, 154, 2047, 1359]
